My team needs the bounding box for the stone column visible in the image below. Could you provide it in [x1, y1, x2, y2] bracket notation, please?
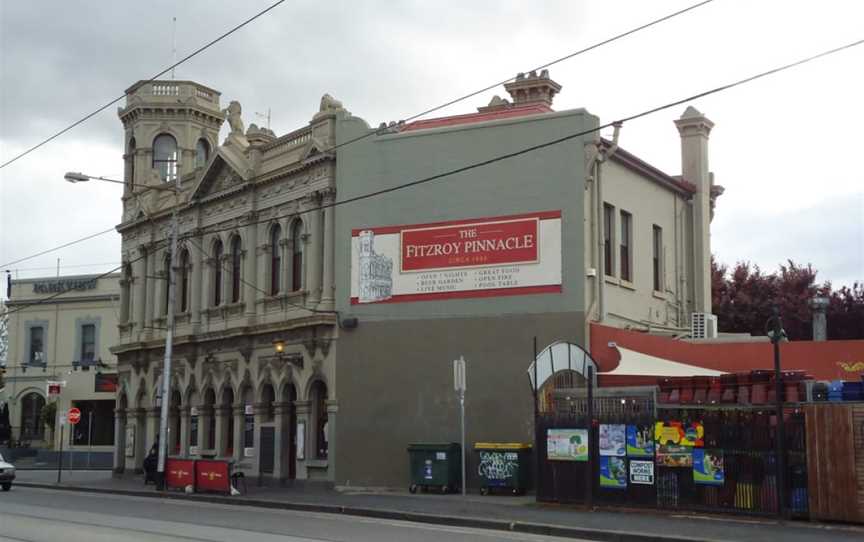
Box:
[130, 408, 146, 472]
[146, 407, 160, 456]
[199, 405, 213, 452]
[280, 237, 291, 294]
[145, 246, 157, 337]
[319, 188, 336, 310]
[134, 247, 147, 337]
[243, 216, 258, 320]
[306, 194, 323, 305]
[191, 234, 204, 332]
[113, 409, 126, 474]
[272, 401, 290, 482]
[252, 403, 268, 480]
[119, 277, 131, 324]
[214, 405, 231, 457]
[324, 400, 338, 480]
[232, 404, 245, 463]
[179, 406, 191, 457]
[294, 400, 311, 480]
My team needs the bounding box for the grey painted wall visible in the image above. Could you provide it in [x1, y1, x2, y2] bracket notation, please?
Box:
[331, 108, 596, 488]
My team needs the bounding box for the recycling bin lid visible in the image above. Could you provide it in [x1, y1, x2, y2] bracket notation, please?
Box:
[473, 442, 532, 450]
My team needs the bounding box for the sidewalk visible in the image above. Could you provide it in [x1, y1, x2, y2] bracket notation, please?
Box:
[14, 470, 863, 542]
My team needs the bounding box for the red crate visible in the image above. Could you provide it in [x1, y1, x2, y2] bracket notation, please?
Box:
[195, 459, 231, 495]
[165, 458, 195, 491]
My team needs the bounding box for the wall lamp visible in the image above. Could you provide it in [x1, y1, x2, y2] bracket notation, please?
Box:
[272, 339, 303, 369]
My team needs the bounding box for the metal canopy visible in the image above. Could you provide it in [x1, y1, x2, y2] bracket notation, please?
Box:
[527, 340, 598, 391]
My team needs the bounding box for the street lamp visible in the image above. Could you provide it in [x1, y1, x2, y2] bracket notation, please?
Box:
[765, 306, 788, 518]
[64, 169, 180, 490]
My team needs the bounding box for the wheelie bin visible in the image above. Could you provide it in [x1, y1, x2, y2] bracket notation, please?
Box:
[407, 442, 461, 494]
[474, 442, 532, 495]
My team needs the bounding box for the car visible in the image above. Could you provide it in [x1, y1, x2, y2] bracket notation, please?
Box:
[0, 453, 16, 491]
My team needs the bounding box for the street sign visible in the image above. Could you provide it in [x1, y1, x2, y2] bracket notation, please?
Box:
[67, 407, 82, 425]
[47, 380, 66, 397]
[453, 356, 466, 392]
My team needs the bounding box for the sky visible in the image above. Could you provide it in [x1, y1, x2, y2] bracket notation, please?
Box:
[0, 0, 862, 300]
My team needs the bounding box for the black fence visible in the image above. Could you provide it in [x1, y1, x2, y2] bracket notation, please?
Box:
[536, 395, 808, 517]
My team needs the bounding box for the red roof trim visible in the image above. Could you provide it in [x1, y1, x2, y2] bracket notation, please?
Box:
[400, 103, 553, 132]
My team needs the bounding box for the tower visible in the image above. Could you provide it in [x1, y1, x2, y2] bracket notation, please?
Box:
[117, 80, 224, 215]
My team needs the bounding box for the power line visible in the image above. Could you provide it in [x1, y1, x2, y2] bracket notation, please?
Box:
[0, 1, 712, 267]
[0, 0, 288, 171]
[182, 37, 864, 243]
[1, 228, 117, 269]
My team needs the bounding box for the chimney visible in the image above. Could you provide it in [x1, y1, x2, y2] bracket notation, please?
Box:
[809, 296, 829, 341]
[675, 106, 715, 314]
[503, 69, 562, 109]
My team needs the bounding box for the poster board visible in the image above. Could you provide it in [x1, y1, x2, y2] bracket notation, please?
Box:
[546, 428, 588, 461]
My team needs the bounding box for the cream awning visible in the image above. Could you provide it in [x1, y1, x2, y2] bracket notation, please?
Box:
[608, 346, 725, 377]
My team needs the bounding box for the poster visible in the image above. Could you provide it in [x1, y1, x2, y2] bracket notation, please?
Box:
[629, 460, 655, 485]
[654, 421, 704, 448]
[599, 424, 626, 457]
[599, 457, 627, 489]
[656, 444, 692, 467]
[626, 425, 654, 458]
[125, 425, 135, 458]
[296, 420, 306, 460]
[693, 449, 724, 486]
[546, 428, 588, 461]
[350, 211, 562, 304]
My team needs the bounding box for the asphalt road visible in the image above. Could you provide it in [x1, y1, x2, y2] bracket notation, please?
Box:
[0, 486, 582, 542]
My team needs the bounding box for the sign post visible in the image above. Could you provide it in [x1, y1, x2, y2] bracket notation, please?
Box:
[453, 356, 466, 496]
[87, 410, 93, 469]
[57, 415, 65, 484]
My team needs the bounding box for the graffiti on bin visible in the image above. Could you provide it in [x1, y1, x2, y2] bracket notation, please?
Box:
[478, 451, 518, 480]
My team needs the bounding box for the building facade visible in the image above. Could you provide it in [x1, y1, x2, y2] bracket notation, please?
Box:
[112, 72, 721, 488]
[3, 273, 120, 454]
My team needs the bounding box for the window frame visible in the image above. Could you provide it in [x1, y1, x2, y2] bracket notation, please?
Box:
[179, 249, 190, 313]
[152, 133, 178, 183]
[212, 239, 224, 306]
[619, 210, 632, 283]
[231, 236, 242, 303]
[80, 323, 96, 365]
[653, 225, 664, 292]
[270, 225, 281, 295]
[195, 138, 210, 169]
[291, 220, 304, 292]
[28, 325, 46, 366]
[603, 203, 615, 277]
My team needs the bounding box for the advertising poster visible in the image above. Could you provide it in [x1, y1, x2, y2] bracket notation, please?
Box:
[350, 211, 562, 304]
[599, 424, 626, 457]
[547, 428, 588, 462]
[693, 449, 725, 486]
[656, 444, 693, 467]
[599, 457, 627, 489]
[626, 425, 654, 458]
[654, 421, 704, 448]
[629, 460, 655, 485]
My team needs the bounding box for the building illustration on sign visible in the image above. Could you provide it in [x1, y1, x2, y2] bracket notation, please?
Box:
[351, 211, 562, 304]
[357, 230, 394, 303]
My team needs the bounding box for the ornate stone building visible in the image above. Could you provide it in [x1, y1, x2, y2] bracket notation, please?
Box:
[112, 80, 341, 482]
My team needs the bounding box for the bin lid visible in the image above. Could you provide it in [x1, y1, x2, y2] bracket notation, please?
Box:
[473, 442, 532, 450]
[407, 442, 461, 451]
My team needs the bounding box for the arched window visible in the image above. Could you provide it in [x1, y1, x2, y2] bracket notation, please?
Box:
[270, 225, 281, 295]
[310, 381, 328, 459]
[291, 220, 304, 292]
[152, 134, 178, 182]
[222, 387, 235, 457]
[20, 392, 46, 440]
[195, 138, 210, 169]
[179, 249, 190, 313]
[127, 137, 136, 188]
[163, 255, 171, 315]
[231, 236, 242, 303]
[204, 389, 216, 450]
[212, 239, 223, 306]
[261, 384, 275, 423]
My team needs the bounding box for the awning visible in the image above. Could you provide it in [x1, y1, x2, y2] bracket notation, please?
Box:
[608, 346, 725, 377]
[527, 341, 598, 391]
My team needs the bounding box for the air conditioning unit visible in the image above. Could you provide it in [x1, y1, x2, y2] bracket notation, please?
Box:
[691, 312, 718, 339]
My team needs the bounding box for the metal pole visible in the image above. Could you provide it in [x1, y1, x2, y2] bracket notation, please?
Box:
[460, 387, 466, 496]
[771, 306, 787, 518]
[586, 365, 594, 509]
[57, 423, 64, 484]
[87, 410, 93, 469]
[156, 174, 181, 490]
[532, 337, 539, 501]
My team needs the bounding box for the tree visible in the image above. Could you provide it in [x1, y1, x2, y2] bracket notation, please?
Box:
[711, 257, 862, 340]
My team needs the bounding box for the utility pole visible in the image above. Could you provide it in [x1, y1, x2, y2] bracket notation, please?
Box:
[155, 170, 181, 490]
[768, 306, 787, 517]
[453, 356, 466, 496]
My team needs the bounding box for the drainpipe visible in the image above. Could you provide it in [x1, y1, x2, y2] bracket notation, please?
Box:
[596, 123, 621, 324]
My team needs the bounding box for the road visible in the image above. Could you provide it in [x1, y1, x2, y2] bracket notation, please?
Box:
[0, 486, 581, 542]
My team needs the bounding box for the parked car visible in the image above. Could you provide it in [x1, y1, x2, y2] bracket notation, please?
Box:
[0, 453, 15, 491]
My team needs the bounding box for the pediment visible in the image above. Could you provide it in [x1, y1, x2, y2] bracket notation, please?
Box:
[301, 135, 332, 162]
[190, 146, 253, 201]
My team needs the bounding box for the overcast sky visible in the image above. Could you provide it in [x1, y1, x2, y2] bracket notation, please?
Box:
[1, 0, 862, 300]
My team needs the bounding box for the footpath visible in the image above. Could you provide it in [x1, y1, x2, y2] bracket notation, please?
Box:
[13, 470, 863, 542]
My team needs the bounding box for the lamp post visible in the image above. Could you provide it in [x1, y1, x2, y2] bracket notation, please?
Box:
[765, 306, 787, 517]
[64, 170, 180, 490]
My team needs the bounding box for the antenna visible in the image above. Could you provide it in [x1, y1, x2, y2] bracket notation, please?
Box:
[255, 108, 272, 130]
[171, 16, 177, 80]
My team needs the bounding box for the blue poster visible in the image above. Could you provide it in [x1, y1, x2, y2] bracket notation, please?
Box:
[626, 425, 654, 458]
[599, 457, 627, 490]
[693, 449, 724, 486]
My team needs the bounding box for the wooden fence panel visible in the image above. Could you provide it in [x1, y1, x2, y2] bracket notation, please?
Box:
[805, 404, 863, 522]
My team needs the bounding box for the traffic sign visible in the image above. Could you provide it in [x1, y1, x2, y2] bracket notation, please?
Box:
[67, 407, 82, 425]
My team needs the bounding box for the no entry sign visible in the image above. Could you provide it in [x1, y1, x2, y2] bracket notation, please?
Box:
[67, 407, 82, 425]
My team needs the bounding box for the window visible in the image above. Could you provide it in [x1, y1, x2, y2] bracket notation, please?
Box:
[71, 400, 115, 446]
[163, 255, 171, 315]
[291, 221, 304, 291]
[81, 324, 96, 364]
[29, 326, 45, 365]
[620, 210, 632, 282]
[180, 249, 190, 312]
[152, 134, 178, 182]
[127, 137, 136, 188]
[311, 381, 328, 459]
[270, 225, 281, 295]
[213, 239, 223, 306]
[653, 225, 663, 292]
[195, 138, 210, 168]
[231, 236, 242, 303]
[603, 204, 614, 277]
[20, 393, 45, 439]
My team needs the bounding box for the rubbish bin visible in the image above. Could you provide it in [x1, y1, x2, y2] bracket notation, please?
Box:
[407, 443, 461, 494]
[474, 442, 532, 495]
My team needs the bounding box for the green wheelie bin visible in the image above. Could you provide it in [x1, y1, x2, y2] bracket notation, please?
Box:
[474, 442, 532, 495]
[407, 443, 461, 494]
